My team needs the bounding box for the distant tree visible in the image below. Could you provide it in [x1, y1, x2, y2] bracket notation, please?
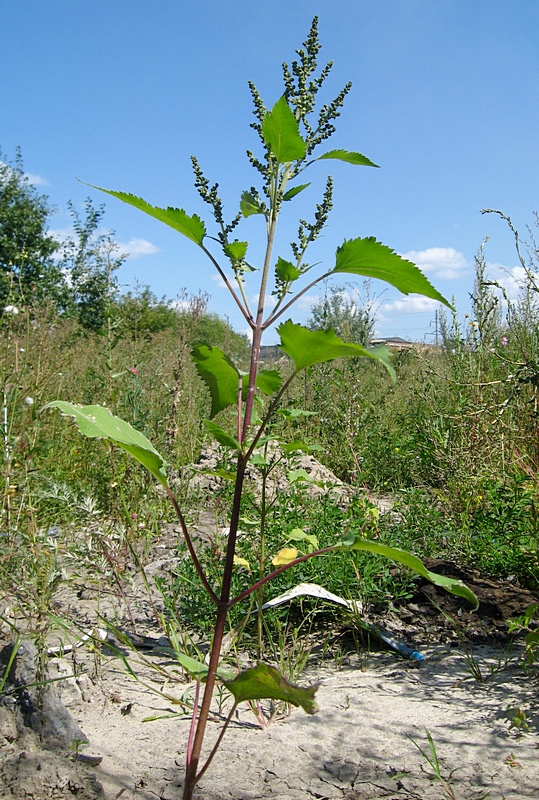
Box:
[0, 149, 63, 309]
[60, 199, 125, 333]
[193, 312, 250, 364]
[117, 285, 181, 340]
[308, 282, 376, 346]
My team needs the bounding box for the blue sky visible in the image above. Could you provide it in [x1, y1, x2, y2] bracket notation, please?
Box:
[2, 1, 538, 342]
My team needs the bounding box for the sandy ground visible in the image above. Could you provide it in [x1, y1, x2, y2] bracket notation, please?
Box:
[17, 637, 535, 800]
[1, 501, 539, 799]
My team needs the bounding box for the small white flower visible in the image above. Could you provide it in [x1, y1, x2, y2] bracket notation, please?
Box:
[24, 396, 34, 406]
[4, 306, 19, 315]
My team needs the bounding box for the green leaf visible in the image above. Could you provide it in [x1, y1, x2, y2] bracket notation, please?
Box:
[277, 408, 316, 419]
[287, 468, 316, 484]
[333, 238, 450, 307]
[191, 343, 240, 418]
[203, 420, 241, 451]
[278, 321, 396, 381]
[224, 663, 318, 714]
[82, 184, 206, 245]
[249, 453, 268, 467]
[282, 440, 324, 454]
[255, 369, 282, 395]
[317, 149, 379, 168]
[240, 191, 264, 218]
[224, 240, 249, 264]
[275, 257, 302, 283]
[339, 536, 479, 609]
[287, 528, 319, 551]
[282, 182, 311, 201]
[241, 369, 282, 399]
[262, 96, 307, 164]
[45, 402, 168, 486]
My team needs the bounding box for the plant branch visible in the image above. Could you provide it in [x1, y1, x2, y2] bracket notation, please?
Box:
[229, 545, 336, 608]
[165, 486, 219, 605]
[265, 270, 332, 328]
[195, 702, 238, 783]
[199, 243, 254, 325]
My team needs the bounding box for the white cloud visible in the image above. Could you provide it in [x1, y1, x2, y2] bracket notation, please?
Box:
[251, 292, 276, 310]
[485, 262, 529, 302]
[401, 247, 470, 280]
[25, 172, 49, 187]
[117, 237, 159, 259]
[50, 226, 73, 243]
[295, 293, 319, 311]
[211, 272, 229, 289]
[380, 295, 441, 316]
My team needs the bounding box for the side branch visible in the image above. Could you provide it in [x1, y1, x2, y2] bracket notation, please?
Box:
[200, 243, 254, 325]
[165, 486, 220, 605]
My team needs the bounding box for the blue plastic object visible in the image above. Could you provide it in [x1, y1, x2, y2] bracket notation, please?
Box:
[375, 629, 426, 661]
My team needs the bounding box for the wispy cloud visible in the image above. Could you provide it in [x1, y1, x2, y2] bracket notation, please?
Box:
[25, 172, 49, 186]
[380, 295, 441, 316]
[118, 237, 159, 259]
[485, 262, 528, 302]
[211, 272, 229, 290]
[401, 247, 470, 280]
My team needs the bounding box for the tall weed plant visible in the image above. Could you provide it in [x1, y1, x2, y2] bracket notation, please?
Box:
[46, 20, 477, 799]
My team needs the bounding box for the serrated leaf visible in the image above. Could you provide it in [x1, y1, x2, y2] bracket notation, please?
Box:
[196, 466, 236, 482]
[45, 402, 168, 486]
[224, 663, 318, 714]
[283, 182, 311, 201]
[192, 343, 240, 418]
[278, 408, 316, 419]
[224, 240, 249, 264]
[278, 321, 396, 381]
[317, 149, 379, 168]
[249, 453, 268, 467]
[333, 238, 450, 307]
[82, 184, 206, 245]
[287, 468, 315, 484]
[272, 547, 298, 566]
[203, 420, 241, 451]
[240, 191, 262, 218]
[262, 96, 307, 164]
[256, 369, 282, 394]
[339, 536, 479, 608]
[275, 257, 302, 283]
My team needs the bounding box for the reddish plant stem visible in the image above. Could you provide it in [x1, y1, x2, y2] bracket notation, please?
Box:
[166, 486, 219, 605]
[229, 545, 337, 608]
[182, 458, 246, 799]
[186, 678, 201, 770]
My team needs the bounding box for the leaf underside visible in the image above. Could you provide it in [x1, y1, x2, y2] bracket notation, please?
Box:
[191, 343, 240, 418]
[224, 662, 318, 714]
[45, 402, 168, 486]
[317, 149, 379, 168]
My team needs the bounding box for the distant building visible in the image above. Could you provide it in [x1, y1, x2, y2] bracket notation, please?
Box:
[259, 344, 282, 362]
[371, 336, 434, 351]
